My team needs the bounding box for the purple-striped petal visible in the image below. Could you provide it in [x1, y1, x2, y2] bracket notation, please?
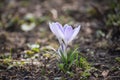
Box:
[49, 22, 65, 40]
[49, 22, 60, 38]
[54, 22, 64, 39]
[55, 22, 64, 33]
[49, 22, 81, 45]
[64, 24, 74, 44]
[68, 25, 81, 43]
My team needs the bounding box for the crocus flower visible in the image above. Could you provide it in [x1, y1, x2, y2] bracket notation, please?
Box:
[49, 22, 81, 45]
[49, 22, 81, 57]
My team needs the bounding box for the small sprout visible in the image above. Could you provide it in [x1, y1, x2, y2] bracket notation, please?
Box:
[32, 48, 40, 53]
[81, 70, 91, 78]
[79, 57, 91, 69]
[3, 58, 12, 65]
[27, 43, 40, 52]
[58, 63, 65, 72]
[77, 57, 91, 78]
[25, 50, 35, 57]
[43, 53, 51, 58]
[20, 61, 25, 65]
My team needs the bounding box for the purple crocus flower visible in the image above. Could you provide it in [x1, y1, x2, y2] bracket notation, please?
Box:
[49, 22, 81, 45]
[49, 22, 81, 57]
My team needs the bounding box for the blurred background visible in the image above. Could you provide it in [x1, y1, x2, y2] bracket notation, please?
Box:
[0, 0, 120, 52]
[0, 0, 120, 79]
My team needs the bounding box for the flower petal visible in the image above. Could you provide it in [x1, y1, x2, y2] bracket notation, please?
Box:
[49, 22, 58, 36]
[68, 25, 81, 43]
[54, 22, 65, 39]
[64, 24, 74, 44]
[55, 22, 64, 33]
[49, 22, 65, 42]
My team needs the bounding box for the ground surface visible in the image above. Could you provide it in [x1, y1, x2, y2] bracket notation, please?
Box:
[0, 0, 120, 80]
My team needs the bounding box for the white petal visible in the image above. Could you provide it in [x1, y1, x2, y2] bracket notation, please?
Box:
[55, 22, 64, 33]
[49, 22, 57, 35]
[64, 24, 74, 44]
[54, 22, 65, 39]
[68, 25, 81, 43]
[49, 22, 65, 44]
